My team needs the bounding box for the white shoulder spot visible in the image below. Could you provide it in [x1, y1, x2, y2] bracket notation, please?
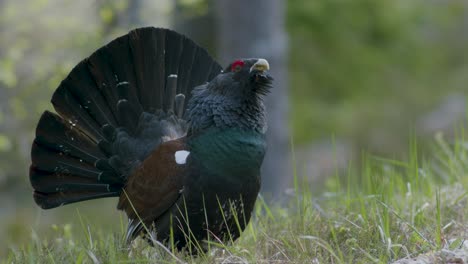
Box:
[175, 150, 190, 165]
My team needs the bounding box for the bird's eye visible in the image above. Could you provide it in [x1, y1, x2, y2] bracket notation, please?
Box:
[231, 60, 245, 72]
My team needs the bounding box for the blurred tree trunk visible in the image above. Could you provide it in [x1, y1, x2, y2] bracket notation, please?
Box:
[172, 0, 216, 55]
[214, 0, 289, 197]
[96, 0, 143, 35]
[120, 0, 142, 27]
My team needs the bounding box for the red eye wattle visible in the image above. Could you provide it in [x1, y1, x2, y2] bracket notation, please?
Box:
[231, 60, 245, 72]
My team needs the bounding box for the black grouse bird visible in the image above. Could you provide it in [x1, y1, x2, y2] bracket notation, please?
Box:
[29, 27, 272, 250]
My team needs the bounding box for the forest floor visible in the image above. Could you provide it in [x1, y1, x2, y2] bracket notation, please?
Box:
[2, 136, 468, 263]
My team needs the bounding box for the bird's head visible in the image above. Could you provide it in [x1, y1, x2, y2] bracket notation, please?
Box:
[199, 58, 273, 99]
[186, 58, 272, 134]
[221, 58, 273, 96]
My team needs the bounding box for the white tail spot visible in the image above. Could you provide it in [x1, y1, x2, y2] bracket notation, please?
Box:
[175, 150, 190, 165]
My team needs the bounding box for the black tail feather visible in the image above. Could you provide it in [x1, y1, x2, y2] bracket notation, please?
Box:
[102, 34, 138, 91]
[192, 52, 221, 92]
[129, 28, 166, 111]
[31, 142, 104, 180]
[174, 94, 185, 118]
[95, 159, 119, 174]
[116, 99, 139, 134]
[30, 27, 222, 210]
[51, 86, 104, 142]
[87, 51, 122, 122]
[176, 41, 197, 100]
[101, 124, 116, 141]
[35, 111, 106, 163]
[59, 60, 118, 127]
[30, 167, 121, 194]
[164, 30, 185, 79]
[33, 189, 119, 209]
[116, 82, 143, 116]
[164, 75, 178, 112]
[97, 139, 113, 156]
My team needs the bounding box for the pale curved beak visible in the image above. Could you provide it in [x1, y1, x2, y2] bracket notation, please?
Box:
[250, 59, 270, 73]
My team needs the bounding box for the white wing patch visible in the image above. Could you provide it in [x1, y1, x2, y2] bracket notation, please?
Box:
[175, 150, 190, 165]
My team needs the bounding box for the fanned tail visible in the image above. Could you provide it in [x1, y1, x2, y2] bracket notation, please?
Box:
[30, 27, 222, 209]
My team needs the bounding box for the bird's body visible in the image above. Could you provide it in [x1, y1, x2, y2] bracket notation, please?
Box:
[29, 27, 272, 250]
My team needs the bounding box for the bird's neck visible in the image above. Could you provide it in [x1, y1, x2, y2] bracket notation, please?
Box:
[186, 87, 267, 135]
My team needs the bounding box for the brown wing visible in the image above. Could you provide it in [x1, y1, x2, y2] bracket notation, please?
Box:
[117, 138, 187, 227]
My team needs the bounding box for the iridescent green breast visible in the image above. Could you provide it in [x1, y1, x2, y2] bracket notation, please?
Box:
[188, 128, 266, 182]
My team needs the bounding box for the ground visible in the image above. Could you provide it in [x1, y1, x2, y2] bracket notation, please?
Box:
[3, 137, 468, 263]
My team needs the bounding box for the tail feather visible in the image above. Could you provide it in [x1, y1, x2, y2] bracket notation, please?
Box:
[174, 94, 185, 118]
[98, 34, 144, 118]
[164, 30, 185, 80]
[101, 124, 116, 141]
[35, 111, 106, 163]
[116, 99, 139, 134]
[33, 189, 119, 209]
[191, 53, 221, 92]
[164, 75, 178, 112]
[60, 60, 119, 128]
[87, 50, 123, 122]
[102, 34, 139, 90]
[176, 41, 197, 101]
[30, 27, 222, 210]
[30, 167, 120, 194]
[116, 82, 143, 115]
[129, 28, 166, 111]
[51, 85, 104, 142]
[31, 142, 103, 180]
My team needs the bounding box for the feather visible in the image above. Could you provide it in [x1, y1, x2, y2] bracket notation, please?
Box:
[164, 75, 178, 112]
[174, 94, 185, 118]
[30, 27, 222, 212]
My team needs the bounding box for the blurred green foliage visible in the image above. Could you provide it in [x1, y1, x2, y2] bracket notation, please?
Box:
[288, 0, 468, 151]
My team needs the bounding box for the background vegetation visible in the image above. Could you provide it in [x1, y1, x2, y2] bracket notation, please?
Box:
[289, 1, 468, 148]
[1, 0, 467, 262]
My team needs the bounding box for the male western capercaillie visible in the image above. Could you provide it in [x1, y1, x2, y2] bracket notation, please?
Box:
[29, 27, 272, 250]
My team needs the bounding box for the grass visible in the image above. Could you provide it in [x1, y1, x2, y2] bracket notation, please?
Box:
[3, 135, 468, 263]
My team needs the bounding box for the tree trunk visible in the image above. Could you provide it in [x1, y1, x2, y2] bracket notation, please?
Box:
[118, 0, 142, 27]
[172, 0, 217, 55]
[214, 0, 289, 197]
